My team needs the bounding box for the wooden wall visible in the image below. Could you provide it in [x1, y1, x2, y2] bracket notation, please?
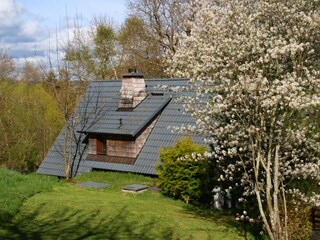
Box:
[87, 117, 157, 160]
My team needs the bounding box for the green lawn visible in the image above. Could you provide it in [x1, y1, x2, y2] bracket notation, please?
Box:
[0, 169, 249, 239]
[0, 168, 57, 222]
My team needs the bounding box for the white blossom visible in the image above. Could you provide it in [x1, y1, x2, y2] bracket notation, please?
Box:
[168, 0, 320, 239]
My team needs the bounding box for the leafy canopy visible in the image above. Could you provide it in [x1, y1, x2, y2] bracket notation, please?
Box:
[169, 0, 320, 239]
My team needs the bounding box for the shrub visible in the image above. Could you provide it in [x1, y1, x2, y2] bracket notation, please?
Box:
[287, 205, 312, 240]
[157, 137, 207, 204]
[285, 179, 319, 239]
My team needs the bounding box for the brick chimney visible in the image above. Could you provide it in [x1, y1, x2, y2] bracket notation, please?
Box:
[119, 71, 147, 109]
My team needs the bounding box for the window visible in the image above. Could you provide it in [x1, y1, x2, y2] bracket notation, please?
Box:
[96, 139, 106, 155]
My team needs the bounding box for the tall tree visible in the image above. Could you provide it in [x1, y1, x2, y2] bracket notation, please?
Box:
[127, 0, 198, 75]
[0, 81, 64, 172]
[64, 18, 117, 81]
[169, 0, 320, 239]
[19, 60, 44, 82]
[92, 18, 117, 80]
[128, 0, 196, 55]
[117, 16, 164, 77]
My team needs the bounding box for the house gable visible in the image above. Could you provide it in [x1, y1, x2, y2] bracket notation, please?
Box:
[37, 78, 203, 177]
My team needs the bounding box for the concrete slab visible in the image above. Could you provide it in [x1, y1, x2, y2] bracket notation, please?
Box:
[76, 181, 109, 189]
[122, 184, 149, 193]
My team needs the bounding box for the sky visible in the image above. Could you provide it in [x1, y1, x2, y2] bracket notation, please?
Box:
[0, 0, 128, 64]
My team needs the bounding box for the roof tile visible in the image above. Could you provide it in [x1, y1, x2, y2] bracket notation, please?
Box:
[37, 78, 204, 177]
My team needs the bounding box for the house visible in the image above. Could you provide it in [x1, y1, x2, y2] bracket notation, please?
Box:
[37, 72, 202, 177]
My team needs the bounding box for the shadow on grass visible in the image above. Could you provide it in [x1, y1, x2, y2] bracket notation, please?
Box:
[182, 205, 250, 239]
[0, 204, 183, 240]
[0, 210, 14, 223]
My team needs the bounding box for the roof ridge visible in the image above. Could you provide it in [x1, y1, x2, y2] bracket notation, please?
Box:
[91, 80, 120, 82]
[91, 78, 189, 82]
[146, 78, 188, 81]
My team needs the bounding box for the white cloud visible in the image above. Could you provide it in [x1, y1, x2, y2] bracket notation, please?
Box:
[21, 20, 38, 36]
[0, 0, 22, 27]
[5, 23, 92, 72]
[0, 0, 126, 70]
[0, 0, 47, 60]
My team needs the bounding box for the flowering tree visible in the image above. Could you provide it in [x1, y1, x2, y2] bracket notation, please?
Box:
[168, 0, 320, 239]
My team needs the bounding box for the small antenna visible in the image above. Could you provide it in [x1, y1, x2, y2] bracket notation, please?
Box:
[118, 118, 123, 129]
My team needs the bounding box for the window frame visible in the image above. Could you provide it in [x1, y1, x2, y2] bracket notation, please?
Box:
[96, 138, 107, 155]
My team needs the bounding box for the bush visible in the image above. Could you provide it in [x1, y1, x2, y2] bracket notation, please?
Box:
[157, 137, 207, 204]
[0, 82, 64, 173]
[287, 204, 312, 240]
[285, 179, 319, 239]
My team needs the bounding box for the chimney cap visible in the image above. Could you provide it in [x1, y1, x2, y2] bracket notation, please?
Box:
[122, 72, 144, 78]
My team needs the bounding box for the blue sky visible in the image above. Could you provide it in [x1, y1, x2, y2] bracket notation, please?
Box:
[0, 0, 127, 63]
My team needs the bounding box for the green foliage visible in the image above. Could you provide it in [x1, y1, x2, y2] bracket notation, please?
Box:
[64, 19, 117, 81]
[157, 137, 207, 204]
[0, 168, 57, 222]
[93, 24, 115, 51]
[0, 81, 64, 172]
[288, 179, 320, 196]
[92, 22, 116, 80]
[117, 16, 165, 78]
[64, 44, 96, 81]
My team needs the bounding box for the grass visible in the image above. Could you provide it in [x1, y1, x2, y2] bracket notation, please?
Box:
[0, 169, 250, 239]
[0, 168, 57, 222]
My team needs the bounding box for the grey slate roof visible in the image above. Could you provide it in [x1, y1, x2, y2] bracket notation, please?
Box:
[37, 78, 203, 177]
[85, 94, 172, 137]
